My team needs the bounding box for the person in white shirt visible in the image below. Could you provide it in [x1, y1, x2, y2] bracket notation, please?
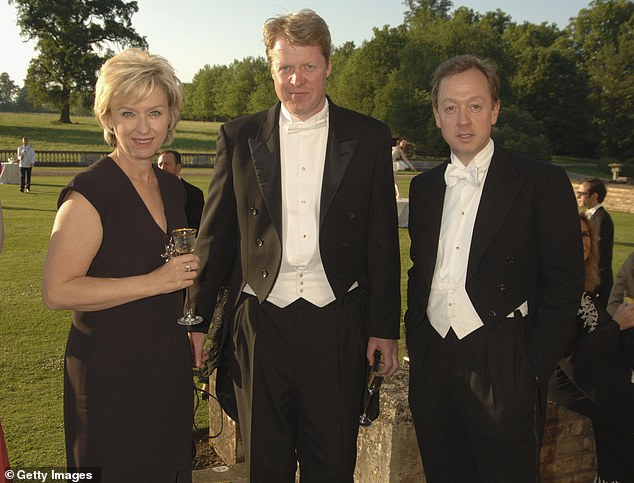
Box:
[189, 9, 400, 482]
[405, 54, 584, 482]
[17, 136, 35, 192]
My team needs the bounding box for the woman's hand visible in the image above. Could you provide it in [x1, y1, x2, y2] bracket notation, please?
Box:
[148, 254, 200, 295]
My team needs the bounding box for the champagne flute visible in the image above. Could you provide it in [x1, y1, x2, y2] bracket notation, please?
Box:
[172, 227, 203, 326]
[359, 350, 384, 426]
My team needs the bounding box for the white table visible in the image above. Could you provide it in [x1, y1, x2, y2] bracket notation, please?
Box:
[397, 198, 409, 228]
[0, 162, 20, 184]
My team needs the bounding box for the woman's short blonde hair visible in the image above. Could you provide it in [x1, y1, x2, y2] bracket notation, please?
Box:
[94, 48, 183, 147]
[263, 9, 331, 66]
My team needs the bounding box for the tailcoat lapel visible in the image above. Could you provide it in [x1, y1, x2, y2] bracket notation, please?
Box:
[249, 104, 283, 237]
[467, 149, 527, 279]
[320, 105, 357, 226]
[247, 101, 360, 234]
[420, 165, 448, 286]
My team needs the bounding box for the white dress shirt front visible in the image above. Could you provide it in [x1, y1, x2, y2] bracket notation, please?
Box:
[263, 102, 335, 308]
[427, 139, 494, 339]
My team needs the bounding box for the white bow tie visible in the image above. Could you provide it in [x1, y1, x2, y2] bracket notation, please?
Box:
[444, 163, 481, 187]
[287, 117, 327, 135]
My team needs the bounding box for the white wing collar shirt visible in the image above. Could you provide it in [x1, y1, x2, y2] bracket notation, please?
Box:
[584, 203, 602, 219]
[265, 101, 335, 308]
[427, 138, 494, 339]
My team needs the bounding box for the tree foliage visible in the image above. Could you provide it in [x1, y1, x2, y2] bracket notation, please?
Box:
[10, 0, 147, 123]
[0, 73, 19, 108]
[7, 0, 633, 160]
[570, 0, 634, 159]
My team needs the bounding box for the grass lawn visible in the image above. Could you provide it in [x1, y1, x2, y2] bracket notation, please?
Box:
[1, 158, 632, 467]
[0, 112, 220, 153]
[0, 169, 216, 468]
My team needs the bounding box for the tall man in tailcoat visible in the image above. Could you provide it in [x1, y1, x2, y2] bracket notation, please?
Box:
[405, 55, 584, 482]
[188, 9, 400, 482]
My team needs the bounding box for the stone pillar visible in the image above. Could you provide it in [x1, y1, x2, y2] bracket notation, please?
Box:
[207, 371, 244, 465]
[540, 402, 597, 481]
[608, 163, 623, 181]
[354, 369, 425, 482]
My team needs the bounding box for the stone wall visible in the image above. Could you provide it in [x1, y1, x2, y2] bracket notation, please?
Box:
[207, 371, 244, 466]
[602, 183, 634, 214]
[207, 369, 598, 482]
[541, 403, 597, 482]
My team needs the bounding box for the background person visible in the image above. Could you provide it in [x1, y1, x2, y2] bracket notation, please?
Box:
[189, 9, 400, 482]
[607, 251, 634, 316]
[16, 136, 35, 192]
[549, 215, 634, 482]
[392, 136, 416, 171]
[405, 54, 583, 482]
[41, 48, 195, 483]
[578, 177, 614, 307]
[158, 149, 205, 230]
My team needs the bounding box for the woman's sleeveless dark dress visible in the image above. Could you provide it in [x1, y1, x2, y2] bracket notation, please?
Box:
[61, 157, 193, 482]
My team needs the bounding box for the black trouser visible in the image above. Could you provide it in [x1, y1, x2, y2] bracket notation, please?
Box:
[20, 166, 32, 191]
[407, 319, 544, 483]
[593, 421, 634, 482]
[228, 291, 367, 483]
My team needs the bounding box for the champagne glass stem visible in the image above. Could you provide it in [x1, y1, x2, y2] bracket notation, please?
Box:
[184, 288, 193, 315]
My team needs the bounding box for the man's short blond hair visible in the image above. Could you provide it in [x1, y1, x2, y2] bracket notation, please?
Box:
[263, 9, 331, 66]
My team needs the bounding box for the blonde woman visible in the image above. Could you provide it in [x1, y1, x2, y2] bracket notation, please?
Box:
[42, 49, 196, 482]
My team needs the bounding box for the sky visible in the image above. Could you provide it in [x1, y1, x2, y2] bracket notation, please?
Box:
[1, 0, 591, 86]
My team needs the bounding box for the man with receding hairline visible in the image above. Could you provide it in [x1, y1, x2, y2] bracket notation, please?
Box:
[189, 9, 400, 482]
[405, 54, 584, 481]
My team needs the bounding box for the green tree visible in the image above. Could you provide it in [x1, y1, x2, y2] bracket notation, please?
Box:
[0, 73, 19, 110]
[9, 0, 147, 123]
[13, 86, 36, 112]
[182, 64, 229, 121]
[246, 63, 277, 114]
[403, 0, 453, 25]
[504, 23, 595, 155]
[391, 4, 512, 154]
[570, 0, 634, 159]
[494, 105, 552, 160]
[327, 26, 406, 117]
[215, 57, 270, 119]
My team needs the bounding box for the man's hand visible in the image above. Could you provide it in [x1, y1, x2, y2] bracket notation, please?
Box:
[188, 332, 207, 368]
[367, 337, 399, 377]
